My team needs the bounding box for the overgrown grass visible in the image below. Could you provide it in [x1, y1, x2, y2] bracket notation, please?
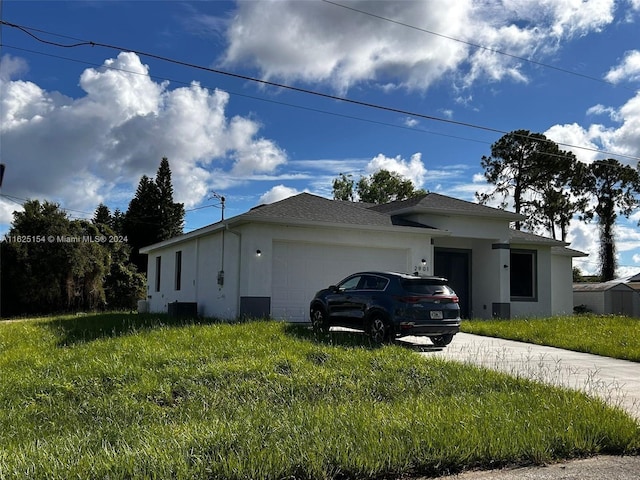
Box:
[462, 315, 640, 362]
[0, 313, 638, 479]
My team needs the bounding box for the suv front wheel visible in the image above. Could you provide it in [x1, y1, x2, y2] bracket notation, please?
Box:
[310, 306, 329, 334]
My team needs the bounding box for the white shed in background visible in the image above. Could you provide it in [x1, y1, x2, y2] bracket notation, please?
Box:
[573, 281, 640, 317]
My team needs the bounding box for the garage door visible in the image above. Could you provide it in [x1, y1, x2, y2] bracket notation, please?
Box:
[271, 241, 409, 322]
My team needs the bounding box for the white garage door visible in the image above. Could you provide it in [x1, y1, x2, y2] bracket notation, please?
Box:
[271, 241, 409, 322]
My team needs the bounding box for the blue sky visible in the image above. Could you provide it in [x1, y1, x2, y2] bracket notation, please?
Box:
[1, 0, 640, 277]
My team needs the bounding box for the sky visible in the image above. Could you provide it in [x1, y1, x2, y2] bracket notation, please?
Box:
[1, 0, 640, 278]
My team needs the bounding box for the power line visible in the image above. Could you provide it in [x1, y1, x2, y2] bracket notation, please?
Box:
[1, 43, 491, 147]
[2, 19, 639, 162]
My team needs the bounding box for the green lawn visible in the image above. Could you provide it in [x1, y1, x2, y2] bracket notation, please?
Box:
[0, 313, 638, 479]
[462, 315, 640, 362]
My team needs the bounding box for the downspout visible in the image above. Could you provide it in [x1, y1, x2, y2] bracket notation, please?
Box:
[225, 224, 242, 318]
[194, 237, 200, 304]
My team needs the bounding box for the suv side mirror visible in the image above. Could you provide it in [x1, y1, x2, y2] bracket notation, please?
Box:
[329, 285, 339, 293]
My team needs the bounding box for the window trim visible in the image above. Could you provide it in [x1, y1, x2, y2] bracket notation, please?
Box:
[175, 250, 182, 291]
[155, 256, 162, 292]
[510, 249, 537, 302]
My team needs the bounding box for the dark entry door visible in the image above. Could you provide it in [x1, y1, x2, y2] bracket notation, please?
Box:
[434, 249, 471, 318]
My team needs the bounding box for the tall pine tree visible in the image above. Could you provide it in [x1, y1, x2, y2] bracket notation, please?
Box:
[124, 158, 184, 273]
[155, 157, 185, 239]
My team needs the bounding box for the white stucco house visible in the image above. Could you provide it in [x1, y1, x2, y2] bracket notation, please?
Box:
[139, 192, 586, 321]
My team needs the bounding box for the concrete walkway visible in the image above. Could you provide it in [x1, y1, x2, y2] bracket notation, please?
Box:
[400, 332, 640, 421]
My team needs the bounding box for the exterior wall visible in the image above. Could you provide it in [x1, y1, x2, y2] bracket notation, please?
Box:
[145, 230, 241, 319]
[551, 253, 575, 315]
[407, 213, 511, 241]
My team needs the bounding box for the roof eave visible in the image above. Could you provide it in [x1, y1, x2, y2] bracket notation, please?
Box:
[235, 214, 452, 236]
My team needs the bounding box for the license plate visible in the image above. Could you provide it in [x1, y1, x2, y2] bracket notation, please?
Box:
[430, 310, 443, 320]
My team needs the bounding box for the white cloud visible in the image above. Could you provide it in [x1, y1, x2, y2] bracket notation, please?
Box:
[0, 54, 28, 82]
[545, 90, 640, 164]
[605, 50, 640, 83]
[365, 152, 427, 188]
[221, 0, 619, 92]
[633, 253, 640, 264]
[404, 117, 419, 127]
[0, 52, 286, 222]
[258, 184, 306, 205]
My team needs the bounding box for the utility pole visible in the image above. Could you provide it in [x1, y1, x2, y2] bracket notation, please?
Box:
[209, 192, 225, 221]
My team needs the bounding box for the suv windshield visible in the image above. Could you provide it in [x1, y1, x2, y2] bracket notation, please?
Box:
[401, 279, 454, 295]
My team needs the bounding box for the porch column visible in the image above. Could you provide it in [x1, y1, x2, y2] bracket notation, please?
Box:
[491, 243, 511, 318]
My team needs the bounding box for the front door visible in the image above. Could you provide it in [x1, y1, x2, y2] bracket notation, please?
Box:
[434, 248, 471, 318]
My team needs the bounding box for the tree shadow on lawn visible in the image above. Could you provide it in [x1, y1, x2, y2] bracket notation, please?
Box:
[47, 312, 222, 346]
[283, 324, 444, 353]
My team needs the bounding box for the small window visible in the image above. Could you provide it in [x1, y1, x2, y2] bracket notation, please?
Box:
[155, 256, 162, 292]
[510, 249, 537, 301]
[361, 275, 388, 291]
[175, 251, 182, 291]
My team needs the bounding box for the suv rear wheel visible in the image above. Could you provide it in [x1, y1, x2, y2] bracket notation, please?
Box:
[430, 334, 454, 347]
[368, 315, 391, 344]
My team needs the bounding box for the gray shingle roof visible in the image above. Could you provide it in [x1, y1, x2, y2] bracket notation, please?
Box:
[240, 192, 433, 228]
[509, 229, 566, 246]
[370, 192, 524, 220]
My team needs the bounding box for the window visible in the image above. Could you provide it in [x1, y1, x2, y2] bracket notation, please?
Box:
[155, 256, 162, 292]
[338, 276, 362, 291]
[362, 275, 388, 291]
[175, 251, 182, 291]
[510, 249, 537, 301]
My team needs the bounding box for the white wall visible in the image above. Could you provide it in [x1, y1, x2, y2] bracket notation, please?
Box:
[145, 229, 241, 319]
[551, 253, 575, 315]
[408, 213, 510, 241]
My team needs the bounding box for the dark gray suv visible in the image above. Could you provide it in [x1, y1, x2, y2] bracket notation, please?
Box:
[309, 271, 461, 346]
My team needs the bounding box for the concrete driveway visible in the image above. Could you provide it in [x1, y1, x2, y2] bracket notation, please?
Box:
[400, 332, 640, 421]
[398, 333, 640, 479]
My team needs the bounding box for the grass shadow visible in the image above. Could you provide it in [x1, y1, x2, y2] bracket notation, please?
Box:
[46, 312, 223, 346]
[283, 323, 383, 349]
[283, 324, 445, 352]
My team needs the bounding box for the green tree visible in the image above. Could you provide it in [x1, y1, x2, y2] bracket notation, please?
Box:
[124, 158, 184, 273]
[358, 170, 425, 203]
[524, 159, 589, 241]
[1, 201, 110, 315]
[155, 157, 185, 239]
[65, 220, 111, 310]
[580, 159, 640, 281]
[93, 210, 146, 310]
[332, 173, 355, 201]
[93, 203, 112, 228]
[477, 130, 574, 231]
[112, 208, 125, 235]
[332, 169, 424, 204]
[124, 175, 160, 273]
